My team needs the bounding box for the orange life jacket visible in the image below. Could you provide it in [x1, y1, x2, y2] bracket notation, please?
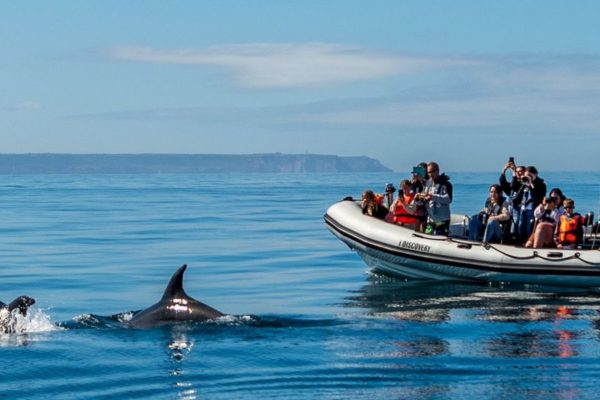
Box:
[374, 194, 385, 206]
[393, 194, 418, 225]
[558, 214, 582, 245]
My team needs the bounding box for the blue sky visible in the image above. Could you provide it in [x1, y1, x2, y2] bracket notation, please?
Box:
[2, 1, 600, 171]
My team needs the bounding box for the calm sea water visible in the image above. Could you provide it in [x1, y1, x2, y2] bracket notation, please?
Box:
[2, 172, 600, 399]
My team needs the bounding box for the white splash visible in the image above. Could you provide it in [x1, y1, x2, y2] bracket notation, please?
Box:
[0, 308, 61, 346]
[118, 312, 134, 322]
[15, 308, 59, 333]
[213, 314, 254, 325]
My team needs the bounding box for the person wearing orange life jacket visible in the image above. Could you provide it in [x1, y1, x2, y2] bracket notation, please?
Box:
[390, 180, 419, 229]
[557, 198, 584, 249]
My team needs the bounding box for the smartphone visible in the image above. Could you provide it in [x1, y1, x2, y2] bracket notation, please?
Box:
[508, 157, 515, 164]
[412, 166, 426, 177]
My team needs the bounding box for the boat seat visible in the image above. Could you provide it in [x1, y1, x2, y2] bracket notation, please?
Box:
[448, 214, 469, 239]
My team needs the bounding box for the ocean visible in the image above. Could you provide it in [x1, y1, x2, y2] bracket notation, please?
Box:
[2, 172, 600, 399]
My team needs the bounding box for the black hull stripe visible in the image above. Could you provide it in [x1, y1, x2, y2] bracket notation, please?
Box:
[324, 214, 600, 277]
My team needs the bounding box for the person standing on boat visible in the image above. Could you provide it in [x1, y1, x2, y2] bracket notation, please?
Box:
[499, 159, 525, 243]
[384, 183, 396, 210]
[512, 166, 547, 244]
[468, 184, 510, 243]
[409, 164, 428, 232]
[410, 162, 427, 194]
[417, 162, 453, 235]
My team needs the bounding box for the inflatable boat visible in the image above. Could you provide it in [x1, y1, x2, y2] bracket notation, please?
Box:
[324, 199, 600, 288]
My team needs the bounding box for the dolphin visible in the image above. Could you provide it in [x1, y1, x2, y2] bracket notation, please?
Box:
[127, 264, 224, 328]
[0, 296, 36, 334]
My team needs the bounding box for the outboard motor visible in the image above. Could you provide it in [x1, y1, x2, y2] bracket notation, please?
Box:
[592, 218, 600, 250]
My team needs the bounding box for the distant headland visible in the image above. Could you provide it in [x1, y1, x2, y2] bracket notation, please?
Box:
[0, 153, 392, 174]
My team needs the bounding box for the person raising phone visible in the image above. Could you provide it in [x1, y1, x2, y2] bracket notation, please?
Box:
[499, 157, 525, 243]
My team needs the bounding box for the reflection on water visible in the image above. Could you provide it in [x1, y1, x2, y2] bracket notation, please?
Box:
[487, 329, 578, 358]
[392, 336, 449, 357]
[3, 173, 600, 399]
[342, 275, 600, 361]
[165, 327, 197, 400]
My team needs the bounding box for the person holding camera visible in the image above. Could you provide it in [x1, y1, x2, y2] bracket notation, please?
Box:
[361, 190, 389, 220]
[525, 196, 562, 248]
[512, 166, 547, 244]
[468, 184, 510, 243]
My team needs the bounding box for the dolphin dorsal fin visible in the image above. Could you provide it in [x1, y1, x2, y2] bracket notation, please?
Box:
[161, 264, 188, 300]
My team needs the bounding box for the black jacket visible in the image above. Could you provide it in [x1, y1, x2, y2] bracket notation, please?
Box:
[513, 177, 547, 210]
[499, 172, 523, 199]
[433, 173, 453, 200]
[362, 204, 389, 220]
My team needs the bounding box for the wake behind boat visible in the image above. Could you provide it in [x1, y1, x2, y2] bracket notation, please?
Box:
[325, 199, 600, 288]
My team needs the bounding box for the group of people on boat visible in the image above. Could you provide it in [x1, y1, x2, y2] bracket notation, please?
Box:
[361, 158, 596, 249]
[480, 159, 589, 249]
[361, 161, 453, 236]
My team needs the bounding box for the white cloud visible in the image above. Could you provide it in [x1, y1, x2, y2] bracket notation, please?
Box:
[298, 94, 600, 131]
[107, 43, 473, 88]
[0, 100, 42, 111]
[17, 100, 42, 110]
[287, 54, 600, 132]
[102, 45, 600, 134]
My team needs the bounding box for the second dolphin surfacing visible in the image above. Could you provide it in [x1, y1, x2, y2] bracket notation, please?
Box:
[128, 264, 225, 328]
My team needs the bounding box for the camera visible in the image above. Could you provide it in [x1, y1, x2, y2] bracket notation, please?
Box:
[385, 183, 396, 193]
[478, 211, 489, 225]
[522, 175, 532, 186]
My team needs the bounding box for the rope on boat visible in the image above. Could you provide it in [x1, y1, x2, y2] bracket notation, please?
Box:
[412, 232, 600, 266]
[480, 243, 538, 260]
[485, 244, 600, 265]
[574, 252, 600, 266]
[412, 232, 450, 242]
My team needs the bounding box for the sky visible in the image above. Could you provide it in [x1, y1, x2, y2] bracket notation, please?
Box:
[2, 0, 600, 171]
